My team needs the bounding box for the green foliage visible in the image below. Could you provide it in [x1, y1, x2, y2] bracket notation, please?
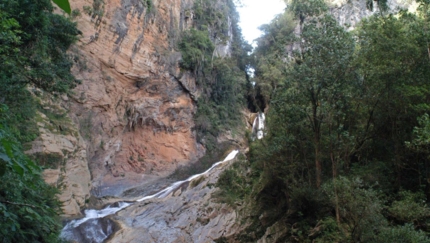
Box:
[83, 5, 93, 15]
[406, 113, 430, 151]
[194, 58, 246, 141]
[0, 0, 80, 142]
[0, 127, 38, 177]
[314, 217, 344, 243]
[0, 0, 80, 241]
[0, 127, 62, 243]
[30, 153, 63, 169]
[52, 0, 71, 14]
[323, 177, 387, 242]
[193, 0, 230, 37]
[377, 224, 430, 243]
[177, 0, 249, 149]
[240, 0, 430, 241]
[0, 11, 21, 57]
[0, 0, 80, 93]
[388, 190, 430, 223]
[365, 0, 388, 12]
[251, 11, 297, 108]
[91, 0, 104, 25]
[216, 158, 251, 206]
[144, 0, 153, 14]
[71, 9, 81, 19]
[288, 0, 327, 23]
[178, 29, 214, 72]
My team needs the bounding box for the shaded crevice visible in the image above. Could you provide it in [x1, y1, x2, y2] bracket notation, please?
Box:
[247, 92, 266, 113]
[172, 76, 198, 103]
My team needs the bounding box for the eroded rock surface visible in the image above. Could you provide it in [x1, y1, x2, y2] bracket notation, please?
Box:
[328, 0, 418, 31]
[108, 156, 241, 243]
[66, 0, 204, 197]
[25, 92, 91, 216]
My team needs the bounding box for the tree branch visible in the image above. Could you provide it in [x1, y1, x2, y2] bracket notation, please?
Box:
[0, 200, 38, 208]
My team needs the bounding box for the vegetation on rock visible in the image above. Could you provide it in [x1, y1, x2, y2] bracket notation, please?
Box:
[0, 0, 79, 143]
[218, 0, 430, 241]
[0, 0, 78, 241]
[178, 0, 251, 151]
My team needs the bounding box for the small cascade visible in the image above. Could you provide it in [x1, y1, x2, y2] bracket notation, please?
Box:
[60, 202, 131, 243]
[252, 112, 265, 140]
[60, 150, 239, 243]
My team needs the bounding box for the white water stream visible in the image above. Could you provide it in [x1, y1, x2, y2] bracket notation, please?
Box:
[252, 112, 265, 140]
[61, 150, 239, 243]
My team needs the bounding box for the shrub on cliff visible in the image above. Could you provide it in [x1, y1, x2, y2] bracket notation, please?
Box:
[0, 0, 78, 241]
[0, 125, 63, 243]
[178, 0, 249, 150]
[0, 0, 80, 142]
[178, 29, 214, 73]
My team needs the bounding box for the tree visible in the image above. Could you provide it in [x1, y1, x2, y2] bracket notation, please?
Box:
[0, 0, 80, 142]
[354, 12, 430, 190]
[241, 1, 430, 241]
[291, 13, 355, 188]
[0, 125, 63, 243]
[0, 0, 79, 241]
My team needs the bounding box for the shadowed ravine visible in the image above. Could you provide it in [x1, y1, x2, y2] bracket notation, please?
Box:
[60, 150, 239, 243]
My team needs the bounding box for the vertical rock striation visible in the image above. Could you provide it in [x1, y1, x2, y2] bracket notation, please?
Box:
[328, 0, 418, 31]
[25, 91, 92, 216]
[65, 0, 205, 199]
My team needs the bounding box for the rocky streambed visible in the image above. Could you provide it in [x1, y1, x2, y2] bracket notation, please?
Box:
[61, 150, 242, 243]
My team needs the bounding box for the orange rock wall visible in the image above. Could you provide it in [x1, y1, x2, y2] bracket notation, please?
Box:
[68, 0, 202, 196]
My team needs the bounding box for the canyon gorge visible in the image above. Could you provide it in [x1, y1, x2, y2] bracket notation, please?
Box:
[4, 0, 427, 242]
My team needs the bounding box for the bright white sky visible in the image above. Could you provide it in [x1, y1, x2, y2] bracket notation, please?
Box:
[237, 0, 286, 45]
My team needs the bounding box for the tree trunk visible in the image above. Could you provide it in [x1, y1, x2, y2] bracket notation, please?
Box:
[331, 152, 341, 225]
[426, 159, 430, 202]
[315, 143, 322, 188]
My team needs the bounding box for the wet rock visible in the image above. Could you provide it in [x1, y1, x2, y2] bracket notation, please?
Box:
[108, 155, 241, 243]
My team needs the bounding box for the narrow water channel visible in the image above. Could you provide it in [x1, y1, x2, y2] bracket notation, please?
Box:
[60, 150, 239, 243]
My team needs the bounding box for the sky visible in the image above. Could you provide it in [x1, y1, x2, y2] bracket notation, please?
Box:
[237, 0, 286, 45]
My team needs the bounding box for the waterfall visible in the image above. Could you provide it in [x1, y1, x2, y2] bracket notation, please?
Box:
[60, 150, 239, 243]
[252, 112, 265, 140]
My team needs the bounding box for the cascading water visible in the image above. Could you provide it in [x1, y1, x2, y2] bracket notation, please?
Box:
[252, 112, 265, 140]
[60, 150, 239, 243]
[60, 202, 131, 243]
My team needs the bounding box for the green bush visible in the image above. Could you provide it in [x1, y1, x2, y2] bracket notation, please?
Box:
[0, 0, 79, 241]
[0, 0, 80, 142]
[323, 177, 387, 242]
[0, 128, 62, 242]
[388, 190, 430, 223]
[178, 28, 213, 72]
[377, 224, 430, 243]
[216, 158, 251, 206]
[314, 217, 344, 243]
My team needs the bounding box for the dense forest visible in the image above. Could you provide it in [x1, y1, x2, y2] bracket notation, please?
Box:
[0, 0, 79, 241]
[3, 0, 430, 242]
[0, 0, 248, 241]
[217, 0, 430, 242]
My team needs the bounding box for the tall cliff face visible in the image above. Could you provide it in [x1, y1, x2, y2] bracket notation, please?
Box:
[25, 91, 92, 216]
[35, 0, 242, 216]
[67, 0, 204, 198]
[328, 0, 418, 30]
